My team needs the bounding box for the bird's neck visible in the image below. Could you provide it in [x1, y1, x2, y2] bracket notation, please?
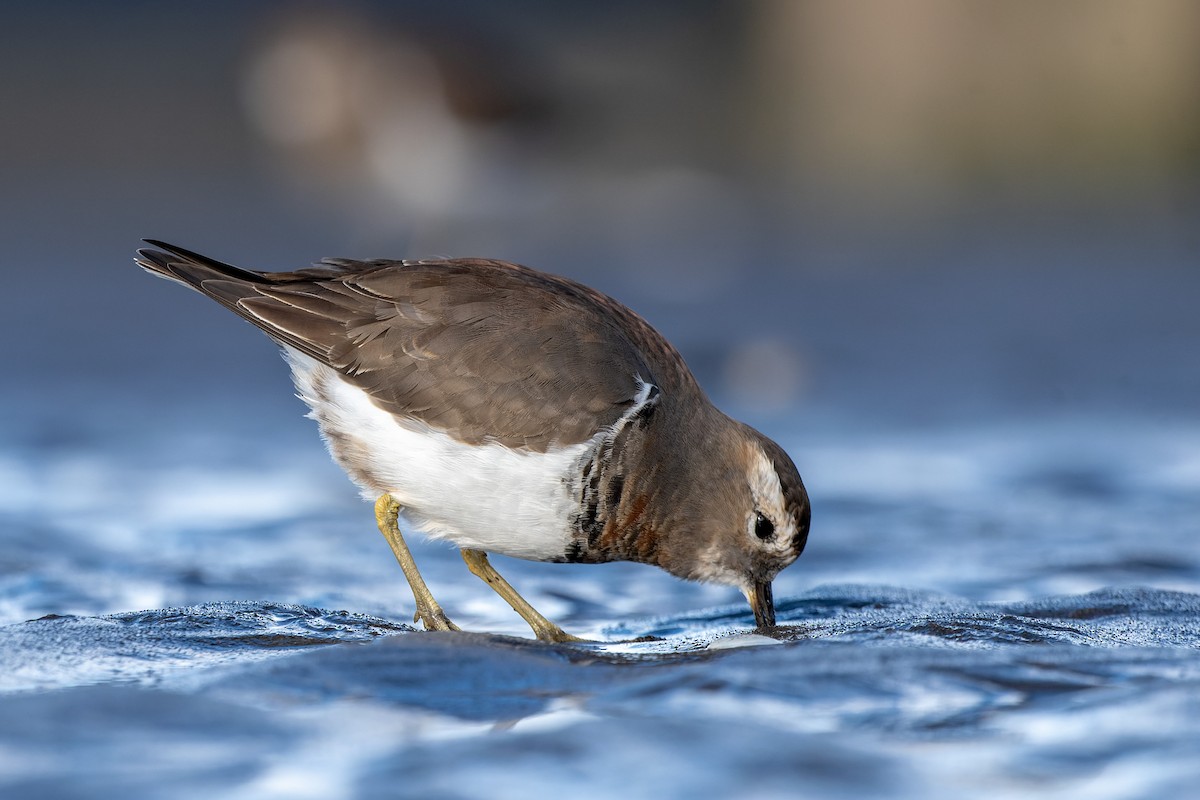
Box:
[566, 398, 724, 568]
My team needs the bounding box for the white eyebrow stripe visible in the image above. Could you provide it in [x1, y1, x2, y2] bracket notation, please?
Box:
[745, 442, 797, 549]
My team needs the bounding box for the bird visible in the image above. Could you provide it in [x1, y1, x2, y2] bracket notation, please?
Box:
[135, 240, 811, 641]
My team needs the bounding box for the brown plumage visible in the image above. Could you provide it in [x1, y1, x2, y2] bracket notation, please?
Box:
[136, 240, 810, 634]
[138, 240, 692, 451]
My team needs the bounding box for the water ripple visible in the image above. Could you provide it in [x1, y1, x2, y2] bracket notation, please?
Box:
[0, 602, 411, 692]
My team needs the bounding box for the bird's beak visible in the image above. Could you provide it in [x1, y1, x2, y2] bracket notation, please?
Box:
[745, 580, 776, 629]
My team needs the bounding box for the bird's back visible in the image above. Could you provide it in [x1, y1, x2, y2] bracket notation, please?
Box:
[137, 242, 705, 451]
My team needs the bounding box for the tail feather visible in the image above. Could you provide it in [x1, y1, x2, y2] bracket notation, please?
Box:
[137, 239, 268, 286]
[135, 239, 346, 362]
[135, 239, 277, 322]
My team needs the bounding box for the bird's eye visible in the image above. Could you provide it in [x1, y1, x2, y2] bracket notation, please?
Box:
[754, 512, 775, 540]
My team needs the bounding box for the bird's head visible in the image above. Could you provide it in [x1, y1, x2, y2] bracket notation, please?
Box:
[670, 423, 810, 629]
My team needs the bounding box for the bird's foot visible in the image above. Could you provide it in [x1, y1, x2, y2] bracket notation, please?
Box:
[529, 621, 589, 644]
[414, 604, 462, 633]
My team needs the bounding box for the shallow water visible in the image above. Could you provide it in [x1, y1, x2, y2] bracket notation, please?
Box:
[2, 414, 1198, 799]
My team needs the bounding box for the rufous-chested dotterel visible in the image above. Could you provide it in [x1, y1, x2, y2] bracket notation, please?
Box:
[136, 241, 811, 641]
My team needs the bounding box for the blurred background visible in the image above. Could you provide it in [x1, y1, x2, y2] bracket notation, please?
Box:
[3, 4, 1200, 796]
[2, 0, 1198, 449]
[4, 0, 1199, 614]
[2, 0, 1200, 602]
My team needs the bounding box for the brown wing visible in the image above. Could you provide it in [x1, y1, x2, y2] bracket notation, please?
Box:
[136, 240, 664, 451]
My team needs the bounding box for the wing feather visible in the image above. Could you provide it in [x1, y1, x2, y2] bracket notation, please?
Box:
[136, 241, 667, 450]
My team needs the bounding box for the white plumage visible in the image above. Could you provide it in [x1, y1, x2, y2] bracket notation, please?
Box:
[287, 348, 588, 560]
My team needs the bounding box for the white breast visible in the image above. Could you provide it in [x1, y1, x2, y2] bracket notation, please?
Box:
[285, 349, 588, 560]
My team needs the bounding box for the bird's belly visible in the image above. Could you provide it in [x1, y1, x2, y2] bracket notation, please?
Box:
[286, 350, 583, 561]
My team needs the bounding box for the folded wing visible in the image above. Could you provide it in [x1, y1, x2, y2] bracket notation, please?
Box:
[136, 241, 658, 451]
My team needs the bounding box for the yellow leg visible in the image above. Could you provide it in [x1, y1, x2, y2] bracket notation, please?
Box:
[461, 549, 585, 643]
[374, 494, 461, 633]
